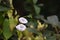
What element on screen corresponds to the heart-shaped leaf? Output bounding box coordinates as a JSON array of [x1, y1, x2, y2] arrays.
[[3, 19, 12, 39]]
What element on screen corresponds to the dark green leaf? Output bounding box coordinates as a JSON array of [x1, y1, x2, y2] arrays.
[[34, 5, 40, 15], [43, 30, 56, 40], [31, 20, 38, 28], [27, 19, 38, 28], [0, 29, 2, 35], [27, 28, 39, 35], [46, 36, 56, 40], [0, 15, 4, 25], [0, 6, 10, 11]]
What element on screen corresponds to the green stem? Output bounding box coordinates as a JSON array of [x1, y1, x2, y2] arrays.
[[17, 31, 22, 40]]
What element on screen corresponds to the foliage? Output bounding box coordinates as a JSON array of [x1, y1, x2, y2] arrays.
[[0, 0, 60, 40]]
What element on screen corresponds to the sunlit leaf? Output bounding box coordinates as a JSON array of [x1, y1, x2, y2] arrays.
[[35, 33, 44, 40], [9, 17, 17, 31], [7, 10, 18, 31]]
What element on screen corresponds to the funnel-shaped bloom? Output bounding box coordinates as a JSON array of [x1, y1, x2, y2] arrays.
[[16, 24, 26, 31], [19, 17, 28, 24]]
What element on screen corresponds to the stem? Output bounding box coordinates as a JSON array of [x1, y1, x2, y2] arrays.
[[53, 25, 59, 34], [54, 27, 59, 34], [17, 31, 22, 40]]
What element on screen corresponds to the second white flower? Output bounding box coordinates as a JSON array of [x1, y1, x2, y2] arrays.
[[19, 17, 28, 24]]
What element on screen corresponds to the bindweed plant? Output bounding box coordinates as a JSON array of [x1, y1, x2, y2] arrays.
[[0, 0, 60, 40]]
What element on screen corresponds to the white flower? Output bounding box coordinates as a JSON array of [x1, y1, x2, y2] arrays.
[[19, 17, 28, 24], [16, 24, 26, 31]]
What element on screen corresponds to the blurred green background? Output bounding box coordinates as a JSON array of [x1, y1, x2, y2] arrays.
[[0, 0, 60, 40]]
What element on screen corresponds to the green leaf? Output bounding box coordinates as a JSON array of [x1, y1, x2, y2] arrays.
[[0, 14, 4, 25], [46, 36, 56, 40], [3, 19, 12, 39], [47, 15, 59, 26], [33, 0, 37, 4], [34, 5, 40, 15], [27, 28, 39, 35], [9, 17, 17, 31], [43, 30, 56, 40], [0, 6, 10, 11], [31, 20, 38, 28], [27, 19, 38, 28]]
